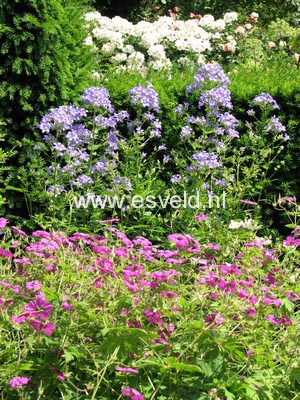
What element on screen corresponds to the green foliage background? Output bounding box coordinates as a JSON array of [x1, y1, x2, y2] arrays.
[[0, 0, 94, 140], [94, 0, 300, 24]]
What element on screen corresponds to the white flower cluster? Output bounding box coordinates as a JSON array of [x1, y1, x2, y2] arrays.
[[84, 12, 239, 75], [229, 218, 259, 230]]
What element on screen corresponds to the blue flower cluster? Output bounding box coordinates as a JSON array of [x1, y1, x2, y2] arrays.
[[38, 105, 87, 133], [198, 86, 233, 116], [187, 151, 222, 171], [39, 83, 162, 194], [179, 63, 239, 177], [253, 93, 279, 110], [186, 62, 230, 94], [129, 83, 160, 112], [128, 84, 161, 138], [82, 86, 114, 113]]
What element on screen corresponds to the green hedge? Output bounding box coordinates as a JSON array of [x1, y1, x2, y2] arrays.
[[0, 0, 94, 141]]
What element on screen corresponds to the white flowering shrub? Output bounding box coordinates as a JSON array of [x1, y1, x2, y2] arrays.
[[84, 11, 239, 75]]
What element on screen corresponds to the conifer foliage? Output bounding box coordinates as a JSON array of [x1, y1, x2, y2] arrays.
[[0, 0, 94, 140]]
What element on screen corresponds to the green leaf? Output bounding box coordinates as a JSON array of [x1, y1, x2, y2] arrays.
[[164, 357, 203, 373], [290, 367, 300, 382], [5, 185, 27, 193], [223, 388, 236, 400]]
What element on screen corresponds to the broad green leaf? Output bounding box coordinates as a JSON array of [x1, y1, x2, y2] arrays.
[[164, 357, 203, 373]]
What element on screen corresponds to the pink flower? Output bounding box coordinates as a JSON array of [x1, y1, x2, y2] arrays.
[[278, 196, 295, 203], [267, 315, 293, 325], [43, 322, 55, 336], [240, 199, 258, 205], [145, 309, 163, 325], [0, 217, 9, 229], [50, 365, 66, 381], [262, 297, 282, 307], [205, 313, 225, 327], [0, 248, 13, 258], [22, 293, 53, 320], [151, 338, 169, 345], [122, 387, 144, 400], [285, 291, 300, 302], [99, 218, 120, 224], [160, 291, 179, 298], [167, 234, 190, 249], [194, 214, 209, 221], [244, 307, 256, 318], [9, 376, 31, 388], [26, 280, 42, 291], [62, 301, 75, 312], [207, 243, 220, 251], [246, 350, 254, 357], [114, 247, 129, 258], [115, 366, 139, 374], [11, 226, 27, 237], [29, 320, 56, 336]]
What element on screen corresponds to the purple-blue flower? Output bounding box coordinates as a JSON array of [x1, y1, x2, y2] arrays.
[[82, 86, 114, 112], [180, 125, 193, 138], [264, 116, 286, 133], [72, 175, 94, 187], [90, 158, 111, 175], [253, 93, 279, 110], [65, 124, 93, 147], [198, 86, 233, 115], [129, 83, 160, 112], [38, 105, 87, 133], [171, 174, 183, 184], [186, 63, 230, 93], [47, 184, 66, 197], [217, 112, 239, 138], [188, 151, 222, 171]]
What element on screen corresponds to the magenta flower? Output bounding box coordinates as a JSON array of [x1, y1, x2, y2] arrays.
[[207, 243, 220, 251], [194, 214, 209, 221], [62, 301, 75, 312], [278, 196, 295, 203], [0, 248, 13, 258], [115, 366, 139, 374], [43, 322, 56, 336], [285, 291, 300, 302], [29, 320, 56, 336], [205, 313, 225, 327], [267, 315, 293, 325], [11, 226, 27, 237], [262, 297, 282, 307], [99, 218, 120, 224], [168, 234, 189, 249], [122, 387, 144, 400], [160, 290, 179, 298], [9, 376, 31, 388], [22, 293, 53, 319], [25, 280, 43, 291], [240, 199, 258, 205], [145, 309, 163, 325], [0, 217, 9, 229], [244, 307, 256, 318]]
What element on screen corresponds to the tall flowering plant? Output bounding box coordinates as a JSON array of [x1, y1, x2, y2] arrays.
[[27, 82, 166, 231], [21, 63, 290, 238]]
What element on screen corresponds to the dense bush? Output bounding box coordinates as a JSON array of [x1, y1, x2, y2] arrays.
[[0, 0, 96, 221], [94, 0, 300, 24], [0, 0, 94, 140]]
